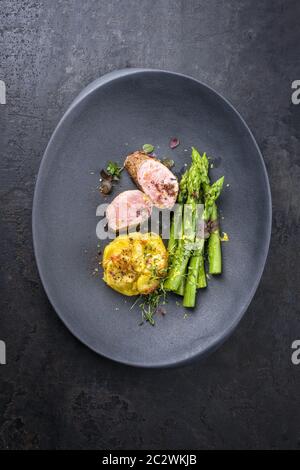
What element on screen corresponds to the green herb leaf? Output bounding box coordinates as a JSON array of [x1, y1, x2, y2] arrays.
[[139, 279, 168, 326], [106, 161, 123, 179], [142, 144, 154, 154]]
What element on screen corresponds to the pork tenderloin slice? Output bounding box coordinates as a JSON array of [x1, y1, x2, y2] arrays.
[[106, 190, 153, 231], [124, 151, 158, 183], [137, 159, 179, 209]]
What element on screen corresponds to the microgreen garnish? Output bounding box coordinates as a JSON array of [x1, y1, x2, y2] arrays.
[[140, 289, 165, 326], [139, 284, 167, 326], [106, 161, 123, 180], [99, 162, 123, 195], [142, 144, 154, 154], [130, 277, 168, 326]]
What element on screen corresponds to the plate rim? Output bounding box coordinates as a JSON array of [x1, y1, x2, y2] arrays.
[[32, 68, 272, 368]]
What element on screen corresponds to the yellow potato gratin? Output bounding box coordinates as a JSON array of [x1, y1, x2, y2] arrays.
[[103, 232, 168, 296]]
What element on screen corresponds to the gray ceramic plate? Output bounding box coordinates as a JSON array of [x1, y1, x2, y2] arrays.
[[32, 69, 271, 368]]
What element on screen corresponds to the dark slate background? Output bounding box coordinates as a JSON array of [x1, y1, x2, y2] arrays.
[[1, 0, 300, 450]]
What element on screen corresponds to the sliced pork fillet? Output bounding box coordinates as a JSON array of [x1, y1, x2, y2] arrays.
[[106, 190, 153, 231], [137, 159, 178, 209], [124, 151, 152, 181], [125, 151, 178, 209]]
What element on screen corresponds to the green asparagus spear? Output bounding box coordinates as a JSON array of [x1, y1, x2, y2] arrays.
[[175, 276, 186, 296], [197, 253, 207, 288], [208, 202, 222, 274], [166, 170, 188, 269], [164, 204, 194, 291], [197, 151, 208, 288], [167, 211, 177, 259], [183, 255, 201, 307], [177, 168, 189, 204], [203, 177, 224, 277]]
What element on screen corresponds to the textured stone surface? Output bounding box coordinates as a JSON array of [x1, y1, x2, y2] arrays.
[[0, 0, 300, 449]]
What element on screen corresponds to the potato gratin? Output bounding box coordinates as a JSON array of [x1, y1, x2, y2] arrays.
[[103, 232, 168, 296]]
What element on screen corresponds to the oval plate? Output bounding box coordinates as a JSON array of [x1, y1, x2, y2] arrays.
[[33, 69, 271, 367]]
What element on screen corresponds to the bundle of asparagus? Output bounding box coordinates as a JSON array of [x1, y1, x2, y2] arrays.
[[164, 147, 224, 308]]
